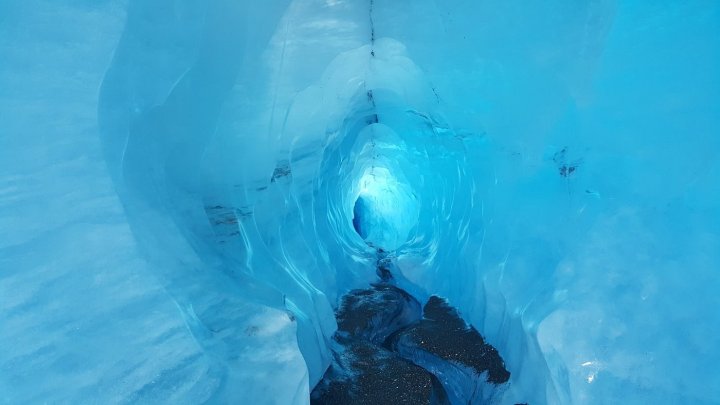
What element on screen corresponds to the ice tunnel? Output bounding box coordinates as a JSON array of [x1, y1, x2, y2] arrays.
[[1, 0, 719, 404]]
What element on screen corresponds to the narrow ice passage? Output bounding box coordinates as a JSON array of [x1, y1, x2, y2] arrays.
[[0, 0, 718, 404]]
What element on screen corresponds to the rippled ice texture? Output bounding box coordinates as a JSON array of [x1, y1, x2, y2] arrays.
[[1, 0, 718, 404]]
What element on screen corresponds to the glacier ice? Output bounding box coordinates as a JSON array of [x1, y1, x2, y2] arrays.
[[1, 0, 719, 404]]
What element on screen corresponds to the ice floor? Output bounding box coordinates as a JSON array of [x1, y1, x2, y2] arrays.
[[1, 1, 719, 404]]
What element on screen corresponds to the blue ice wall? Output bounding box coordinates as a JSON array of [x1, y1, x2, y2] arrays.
[[1, 0, 718, 404]]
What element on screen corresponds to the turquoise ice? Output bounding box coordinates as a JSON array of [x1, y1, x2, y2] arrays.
[[1, 1, 718, 403]]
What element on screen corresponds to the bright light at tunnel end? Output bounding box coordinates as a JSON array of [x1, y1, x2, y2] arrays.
[[351, 167, 420, 251]]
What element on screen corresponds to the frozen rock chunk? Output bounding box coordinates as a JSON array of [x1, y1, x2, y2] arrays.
[[389, 296, 510, 404], [310, 339, 448, 405]]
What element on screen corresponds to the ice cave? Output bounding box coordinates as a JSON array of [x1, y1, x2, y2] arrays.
[[1, 0, 719, 404]]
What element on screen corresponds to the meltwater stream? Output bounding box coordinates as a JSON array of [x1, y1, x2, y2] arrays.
[[311, 249, 512, 405], [1, 1, 718, 404]]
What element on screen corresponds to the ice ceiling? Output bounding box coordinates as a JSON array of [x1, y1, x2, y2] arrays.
[[1, 0, 719, 404]]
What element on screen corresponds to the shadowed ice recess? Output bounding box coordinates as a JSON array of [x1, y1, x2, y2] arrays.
[[0, 0, 718, 404]]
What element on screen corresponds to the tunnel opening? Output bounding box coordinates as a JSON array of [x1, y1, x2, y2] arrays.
[[349, 167, 419, 251], [351, 195, 369, 239]]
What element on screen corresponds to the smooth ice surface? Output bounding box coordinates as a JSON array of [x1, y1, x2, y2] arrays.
[[1, 0, 718, 404]]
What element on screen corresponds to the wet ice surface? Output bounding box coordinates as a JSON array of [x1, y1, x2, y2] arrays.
[[336, 283, 421, 344], [312, 270, 513, 405], [2, 1, 717, 402]]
